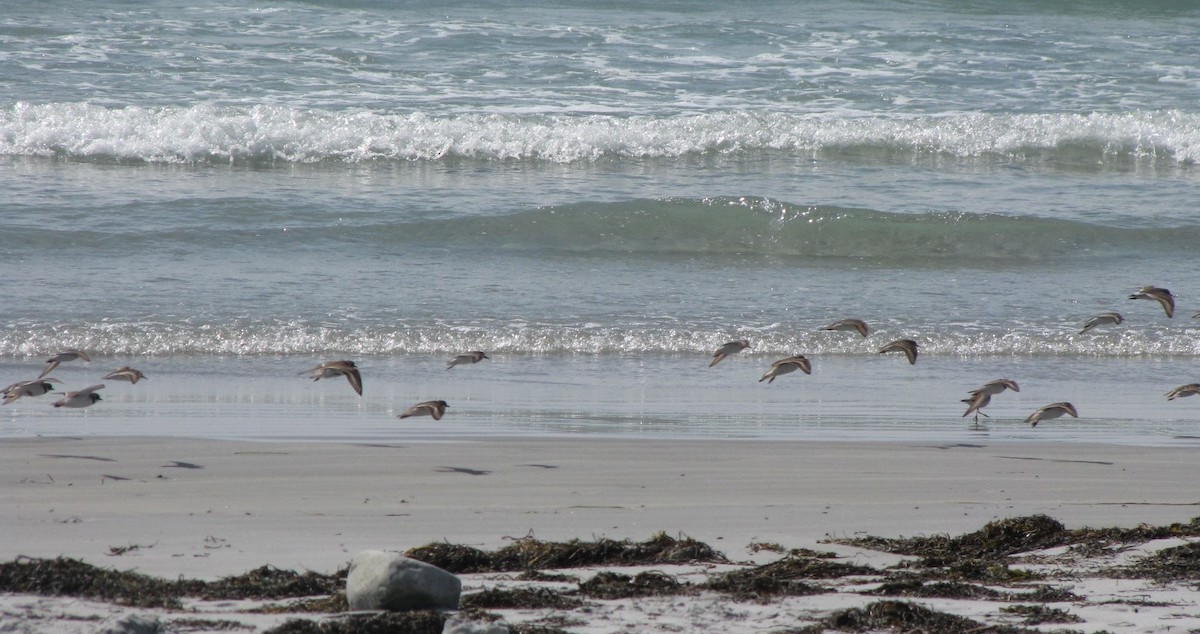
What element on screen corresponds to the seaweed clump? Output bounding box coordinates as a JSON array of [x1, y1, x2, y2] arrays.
[[576, 570, 685, 600], [1110, 541, 1200, 582], [1001, 603, 1082, 625], [183, 565, 344, 600], [460, 586, 584, 610], [0, 556, 184, 608], [869, 576, 1002, 600], [703, 554, 869, 599], [835, 515, 1070, 564], [405, 532, 727, 573], [818, 600, 1030, 634], [264, 610, 446, 634]]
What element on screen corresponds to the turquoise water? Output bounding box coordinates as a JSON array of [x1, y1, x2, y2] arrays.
[[3, 1, 1200, 444]]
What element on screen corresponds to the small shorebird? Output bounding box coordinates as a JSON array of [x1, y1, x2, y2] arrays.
[[447, 351, 489, 370], [878, 339, 919, 365], [961, 390, 992, 423], [52, 384, 104, 409], [709, 340, 750, 367], [1079, 312, 1123, 334], [299, 360, 363, 396], [1129, 286, 1174, 318], [39, 349, 90, 378], [398, 400, 449, 420], [821, 318, 869, 338], [1024, 402, 1077, 427], [1165, 384, 1200, 401], [759, 355, 812, 384], [2, 378, 63, 405], [970, 378, 1020, 396], [103, 366, 147, 384]]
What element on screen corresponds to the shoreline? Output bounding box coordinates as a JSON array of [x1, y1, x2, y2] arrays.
[[3, 435, 1198, 580]]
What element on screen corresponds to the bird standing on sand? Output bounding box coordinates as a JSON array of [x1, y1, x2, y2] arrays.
[[878, 339, 919, 365], [821, 318, 869, 338], [2, 378, 63, 405], [52, 384, 104, 409], [398, 400, 449, 420], [103, 367, 147, 384], [1079, 312, 1123, 334], [40, 349, 90, 378], [759, 355, 812, 384], [1129, 286, 1174, 318], [709, 340, 750, 367], [961, 379, 1019, 424], [1165, 384, 1200, 401], [1024, 402, 1078, 427], [447, 351, 489, 370], [299, 360, 363, 396]]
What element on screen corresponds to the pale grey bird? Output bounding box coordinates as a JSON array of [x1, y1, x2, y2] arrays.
[[821, 318, 869, 338], [758, 355, 812, 384], [398, 400, 449, 421], [39, 349, 90, 378], [1079, 312, 1123, 334], [969, 378, 1021, 397], [2, 378, 63, 405], [103, 366, 147, 384], [1129, 286, 1174, 318], [299, 360, 362, 396], [709, 340, 750, 367], [1165, 384, 1200, 401], [52, 384, 104, 409], [878, 339, 919, 365], [447, 351, 489, 370], [1024, 402, 1078, 427]]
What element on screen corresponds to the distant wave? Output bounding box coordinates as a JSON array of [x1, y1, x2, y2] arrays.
[[3, 319, 1199, 358], [2, 103, 1197, 165]]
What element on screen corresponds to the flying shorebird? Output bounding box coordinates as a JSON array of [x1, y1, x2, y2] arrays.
[[759, 355, 812, 384], [878, 339, 919, 365], [446, 351, 489, 370], [398, 400, 449, 421], [1129, 286, 1174, 318], [1165, 384, 1200, 401], [1024, 402, 1078, 427], [103, 366, 147, 384], [2, 378, 63, 405], [298, 360, 363, 396], [821, 318, 869, 338], [969, 378, 1020, 396], [1079, 312, 1123, 334], [39, 349, 90, 378], [709, 340, 750, 367], [52, 384, 104, 409]]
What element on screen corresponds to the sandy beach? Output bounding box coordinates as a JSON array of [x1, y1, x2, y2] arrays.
[[4, 435, 1200, 632]]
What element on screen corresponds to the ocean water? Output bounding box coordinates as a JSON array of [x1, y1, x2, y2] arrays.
[[3, 0, 1200, 445]]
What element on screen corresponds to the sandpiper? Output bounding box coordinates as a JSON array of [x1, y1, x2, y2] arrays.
[[1024, 402, 1078, 427], [759, 355, 812, 384], [709, 340, 750, 367], [878, 339, 919, 365], [1079, 312, 1123, 334], [821, 318, 869, 338], [52, 384, 104, 409], [299, 360, 363, 396], [103, 366, 147, 384], [2, 378, 63, 405], [1165, 384, 1200, 401], [447, 351, 489, 370], [39, 349, 91, 378], [969, 378, 1021, 396], [1129, 286, 1174, 318], [398, 400, 449, 420], [961, 390, 991, 423]]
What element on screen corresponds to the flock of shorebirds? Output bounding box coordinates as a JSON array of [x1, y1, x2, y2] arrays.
[[4, 286, 1199, 427]]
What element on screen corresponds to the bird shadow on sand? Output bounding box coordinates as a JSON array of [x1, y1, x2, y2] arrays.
[[436, 466, 492, 476], [37, 454, 116, 462]]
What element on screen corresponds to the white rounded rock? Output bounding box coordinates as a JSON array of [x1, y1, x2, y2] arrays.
[[346, 550, 462, 611]]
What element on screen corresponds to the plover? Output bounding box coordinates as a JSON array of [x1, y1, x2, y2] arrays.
[[1079, 312, 1123, 334], [759, 355, 812, 384], [1165, 384, 1200, 401], [103, 366, 147, 384], [39, 349, 90, 378], [52, 384, 104, 409], [709, 340, 750, 367], [821, 318, 869, 338], [1129, 286, 1174, 318], [878, 339, 919, 365], [447, 351, 489, 370], [398, 400, 449, 420], [1024, 402, 1078, 427], [2, 378, 62, 405], [299, 360, 363, 396]]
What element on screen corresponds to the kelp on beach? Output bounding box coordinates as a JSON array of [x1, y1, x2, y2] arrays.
[[2, 516, 1198, 632]]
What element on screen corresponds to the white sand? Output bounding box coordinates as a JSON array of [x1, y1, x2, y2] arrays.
[[2, 435, 1199, 632]]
